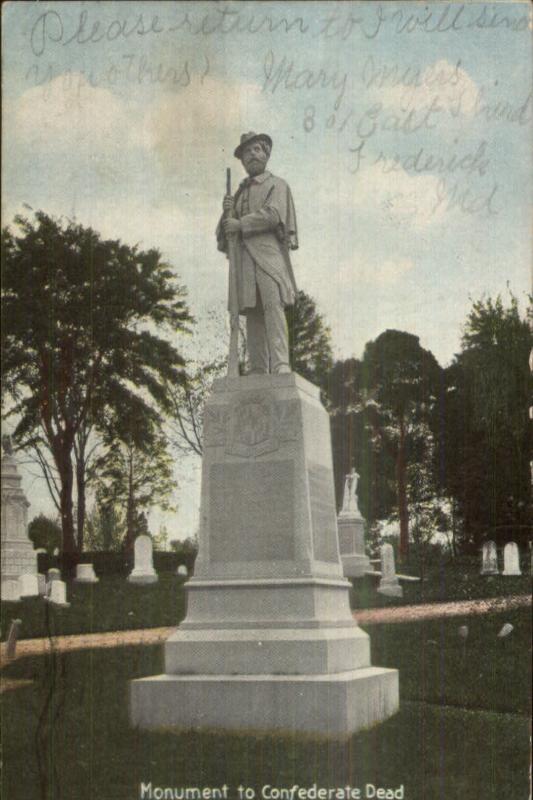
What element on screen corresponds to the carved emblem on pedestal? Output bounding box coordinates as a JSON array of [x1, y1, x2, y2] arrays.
[[226, 392, 279, 458]]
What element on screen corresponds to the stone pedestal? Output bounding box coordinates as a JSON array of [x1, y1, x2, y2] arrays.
[[131, 374, 398, 736], [337, 471, 372, 578], [1, 448, 37, 592]]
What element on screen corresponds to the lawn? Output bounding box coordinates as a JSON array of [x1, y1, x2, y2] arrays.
[[2, 560, 531, 641], [349, 555, 531, 609], [1, 573, 187, 641], [1, 609, 530, 800]]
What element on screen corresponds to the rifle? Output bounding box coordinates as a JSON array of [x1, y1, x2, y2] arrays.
[[225, 167, 240, 377]]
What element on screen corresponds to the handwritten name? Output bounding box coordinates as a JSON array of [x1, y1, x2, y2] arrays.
[[262, 51, 348, 112]]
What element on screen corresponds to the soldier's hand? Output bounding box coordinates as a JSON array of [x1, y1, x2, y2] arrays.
[[223, 218, 241, 235], [223, 195, 234, 213]]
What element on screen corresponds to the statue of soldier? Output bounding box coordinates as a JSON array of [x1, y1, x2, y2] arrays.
[[217, 132, 298, 375]]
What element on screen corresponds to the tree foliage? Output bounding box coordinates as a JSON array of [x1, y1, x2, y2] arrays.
[[329, 331, 444, 558], [1, 211, 191, 553], [94, 412, 175, 552], [28, 513, 62, 554], [442, 294, 532, 550], [286, 290, 334, 388]]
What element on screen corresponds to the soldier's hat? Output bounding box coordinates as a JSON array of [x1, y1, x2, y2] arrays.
[[234, 131, 273, 159]]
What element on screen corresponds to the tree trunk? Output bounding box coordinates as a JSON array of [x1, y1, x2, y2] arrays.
[[124, 451, 135, 553], [76, 458, 86, 553], [397, 416, 409, 560], [57, 455, 76, 554]]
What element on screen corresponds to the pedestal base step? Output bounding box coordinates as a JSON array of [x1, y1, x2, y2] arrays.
[[130, 667, 399, 737]]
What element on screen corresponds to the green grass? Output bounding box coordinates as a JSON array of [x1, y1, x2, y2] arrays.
[[2, 560, 531, 642], [349, 557, 531, 609], [1, 574, 187, 641], [1, 610, 530, 800]]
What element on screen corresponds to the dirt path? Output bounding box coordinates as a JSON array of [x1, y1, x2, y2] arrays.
[[1, 594, 530, 670]]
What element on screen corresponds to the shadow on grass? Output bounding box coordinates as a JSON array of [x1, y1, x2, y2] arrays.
[[1, 608, 530, 800]]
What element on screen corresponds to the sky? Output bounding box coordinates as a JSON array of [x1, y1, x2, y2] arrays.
[[2, 1, 532, 541]]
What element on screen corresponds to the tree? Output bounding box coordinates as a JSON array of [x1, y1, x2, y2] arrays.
[[94, 413, 175, 552], [28, 513, 62, 555], [286, 291, 334, 388], [1, 211, 191, 554], [329, 332, 443, 559], [442, 294, 532, 550], [84, 498, 125, 552]]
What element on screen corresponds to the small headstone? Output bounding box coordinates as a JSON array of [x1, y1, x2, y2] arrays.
[[127, 535, 158, 584], [177, 565, 188, 577], [377, 543, 403, 598], [6, 619, 22, 659], [74, 563, 99, 583], [502, 542, 521, 576], [480, 540, 499, 575], [1, 580, 21, 602], [457, 625, 469, 640], [497, 623, 514, 638], [53, 548, 60, 557], [47, 568, 61, 583], [37, 574, 47, 596], [18, 573, 39, 597], [48, 580, 70, 607]]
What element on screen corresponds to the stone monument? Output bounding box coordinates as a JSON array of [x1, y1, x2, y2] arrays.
[[74, 563, 99, 583], [2, 580, 21, 602], [377, 543, 403, 598], [176, 565, 188, 577], [18, 573, 39, 597], [481, 540, 499, 575], [127, 535, 158, 584], [48, 580, 69, 607], [130, 133, 398, 736], [502, 542, 521, 576], [131, 374, 399, 735], [337, 469, 372, 578], [1, 437, 37, 597]]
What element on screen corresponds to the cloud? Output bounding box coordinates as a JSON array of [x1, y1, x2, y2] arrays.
[[334, 254, 415, 289], [142, 76, 281, 177], [374, 59, 480, 119], [314, 162, 448, 230], [10, 74, 140, 153]]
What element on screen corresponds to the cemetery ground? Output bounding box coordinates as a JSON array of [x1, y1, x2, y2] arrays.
[[0, 605, 530, 800], [1, 555, 530, 641], [1, 560, 531, 800]]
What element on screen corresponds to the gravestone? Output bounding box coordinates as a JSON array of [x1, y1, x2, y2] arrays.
[[337, 469, 372, 578], [1, 580, 21, 602], [1, 438, 37, 584], [47, 568, 61, 583], [177, 565, 188, 577], [6, 619, 22, 660], [131, 373, 399, 736], [18, 573, 39, 597], [48, 580, 69, 607], [128, 535, 158, 584], [37, 574, 47, 596], [75, 563, 99, 583], [377, 543, 403, 598], [481, 540, 499, 575], [502, 542, 521, 576]]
